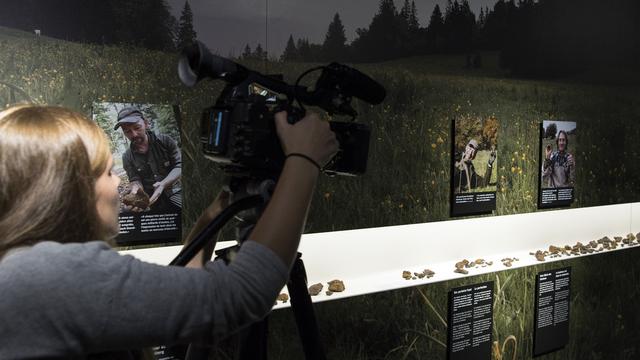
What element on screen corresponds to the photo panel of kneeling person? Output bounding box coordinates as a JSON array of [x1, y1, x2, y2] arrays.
[[92, 102, 183, 246]]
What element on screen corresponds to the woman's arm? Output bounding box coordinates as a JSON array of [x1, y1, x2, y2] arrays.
[[246, 111, 338, 267]]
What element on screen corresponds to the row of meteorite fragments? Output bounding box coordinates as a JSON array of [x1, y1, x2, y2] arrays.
[[402, 232, 640, 279], [276, 280, 346, 304], [274, 233, 640, 304]]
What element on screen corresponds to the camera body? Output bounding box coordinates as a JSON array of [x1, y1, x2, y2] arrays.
[[179, 42, 385, 178], [200, 94, 371, 177]]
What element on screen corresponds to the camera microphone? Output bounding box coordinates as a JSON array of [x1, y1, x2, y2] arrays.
[[321, 63, 386, 105]]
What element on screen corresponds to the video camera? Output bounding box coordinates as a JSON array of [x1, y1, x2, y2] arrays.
[[178, 41, 386, 177]]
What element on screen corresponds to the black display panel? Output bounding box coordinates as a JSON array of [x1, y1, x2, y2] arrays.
[[447, 281, 494, 360], [533, 267, 571, 357]]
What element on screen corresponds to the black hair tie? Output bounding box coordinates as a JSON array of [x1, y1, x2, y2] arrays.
[[286, 153, 322, 172]]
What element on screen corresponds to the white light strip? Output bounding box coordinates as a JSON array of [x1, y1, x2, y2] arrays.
[[632, 203, 640, 230], [119, 203, 639, 309]]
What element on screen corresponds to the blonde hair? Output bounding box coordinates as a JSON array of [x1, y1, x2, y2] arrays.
[[0, 105, 112, 258]]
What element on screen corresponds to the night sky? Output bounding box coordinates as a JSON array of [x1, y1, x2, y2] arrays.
[[167, 0, 498, 57]]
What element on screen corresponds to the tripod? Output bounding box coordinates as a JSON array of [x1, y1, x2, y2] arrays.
[[169, 177, 326, 360]]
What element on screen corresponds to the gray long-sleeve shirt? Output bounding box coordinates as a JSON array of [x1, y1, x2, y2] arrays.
[[0, 240, 288, 359]]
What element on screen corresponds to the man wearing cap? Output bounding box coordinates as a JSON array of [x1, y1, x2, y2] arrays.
[[115, 106, 182, 212], [454, 139, 496, 192]]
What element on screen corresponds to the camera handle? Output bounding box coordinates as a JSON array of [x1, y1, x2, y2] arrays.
[[274, 102, 306, 125]]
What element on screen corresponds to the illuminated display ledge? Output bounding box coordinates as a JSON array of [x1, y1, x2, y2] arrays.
[[120, 202, 640, 310]]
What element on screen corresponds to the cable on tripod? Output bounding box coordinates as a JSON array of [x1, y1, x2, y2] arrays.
[[170, 195, 264, 266]]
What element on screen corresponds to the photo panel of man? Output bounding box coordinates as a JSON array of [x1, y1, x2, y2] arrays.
[[538, 120, 577, 208], [92, 102, 182, 246]]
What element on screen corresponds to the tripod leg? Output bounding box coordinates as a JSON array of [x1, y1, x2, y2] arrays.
[[185, 345, 211, 360], [288, 254, 327, 360], [237, 317, 269, 360]]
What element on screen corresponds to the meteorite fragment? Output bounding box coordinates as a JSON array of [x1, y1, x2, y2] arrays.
[[328, 280, 345, 292], [454, 268, 469, 275], [501, 257, 517, 267], [423, 269, 435, 277], [535, 251, 546, 262], [402, 271, 412, 280], [277, 293, 289, 303], [549, 245, 562, 254], [414, 269, 435, 279], [308, 283, 323, 296], [122, 188, 150, 209], [623, 233, 635, 245]]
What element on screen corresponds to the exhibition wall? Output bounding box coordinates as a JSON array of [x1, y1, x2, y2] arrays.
[[1, 0, 639, 358]]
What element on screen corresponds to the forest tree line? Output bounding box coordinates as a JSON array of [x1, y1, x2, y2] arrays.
[[1, 0, 638, 76], [0, 0, 197, 51], [268, 0, 640, 76]]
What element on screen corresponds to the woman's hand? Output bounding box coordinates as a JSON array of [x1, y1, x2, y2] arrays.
[[274, 111, 339, 169]]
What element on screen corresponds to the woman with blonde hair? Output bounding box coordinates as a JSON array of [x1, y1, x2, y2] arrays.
[[0, 105, 338, 358]]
